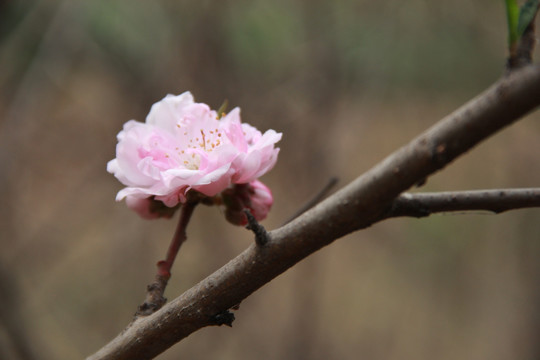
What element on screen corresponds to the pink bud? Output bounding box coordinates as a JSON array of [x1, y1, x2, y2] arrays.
[[222, 181, 273, 226], [248, 180, 273, 221]]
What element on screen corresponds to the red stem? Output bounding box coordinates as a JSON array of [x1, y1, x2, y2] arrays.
[[156, 200, 198, 278]]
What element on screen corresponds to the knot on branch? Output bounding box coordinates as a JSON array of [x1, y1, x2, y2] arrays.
[[430, 142, 449, 167], [210, 310, 235, 327], [135, 275, 169, 316]]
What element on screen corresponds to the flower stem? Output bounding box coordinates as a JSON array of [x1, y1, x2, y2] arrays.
[[136, 199, 198, 316], [156, 200, 197, 278]]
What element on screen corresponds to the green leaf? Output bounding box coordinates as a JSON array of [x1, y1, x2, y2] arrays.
[[517, 0, 539, 36], [505, 0, 520, 46]]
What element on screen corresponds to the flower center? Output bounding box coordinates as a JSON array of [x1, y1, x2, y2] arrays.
[[175, 124, 223, 170]]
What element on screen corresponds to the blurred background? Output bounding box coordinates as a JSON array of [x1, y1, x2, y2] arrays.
[[1, 0, 539, 359]]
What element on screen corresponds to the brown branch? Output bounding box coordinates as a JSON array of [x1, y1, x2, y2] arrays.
[[385, 188, 540, 218], [87, 64, 540, 360]]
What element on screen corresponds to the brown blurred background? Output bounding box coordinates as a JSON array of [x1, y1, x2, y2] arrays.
[[1, 1, 540, 359]]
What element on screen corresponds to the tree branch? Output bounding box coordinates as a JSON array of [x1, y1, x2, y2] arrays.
[[87, 64, 540, 360], [385, 188, 540, 218]]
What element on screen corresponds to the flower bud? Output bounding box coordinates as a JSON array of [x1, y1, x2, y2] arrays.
[[222, 181, 273, 226]]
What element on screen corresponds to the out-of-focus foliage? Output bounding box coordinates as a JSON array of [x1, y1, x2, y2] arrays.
[[0, 1, 539, 360]]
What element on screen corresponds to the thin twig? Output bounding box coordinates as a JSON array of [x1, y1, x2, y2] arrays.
[[385, 188, 540, 218], [136, 200, 198, 316], [244, 209, 270, 246], [87, 64, 540, 360], [283, 177, 339, 224]]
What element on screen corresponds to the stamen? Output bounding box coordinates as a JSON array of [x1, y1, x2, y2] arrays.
[[200, 129, 207, 150]]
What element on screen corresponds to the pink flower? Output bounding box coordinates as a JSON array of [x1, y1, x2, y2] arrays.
[[222, 181, 274, 226], [107, 92, 281, 211]]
